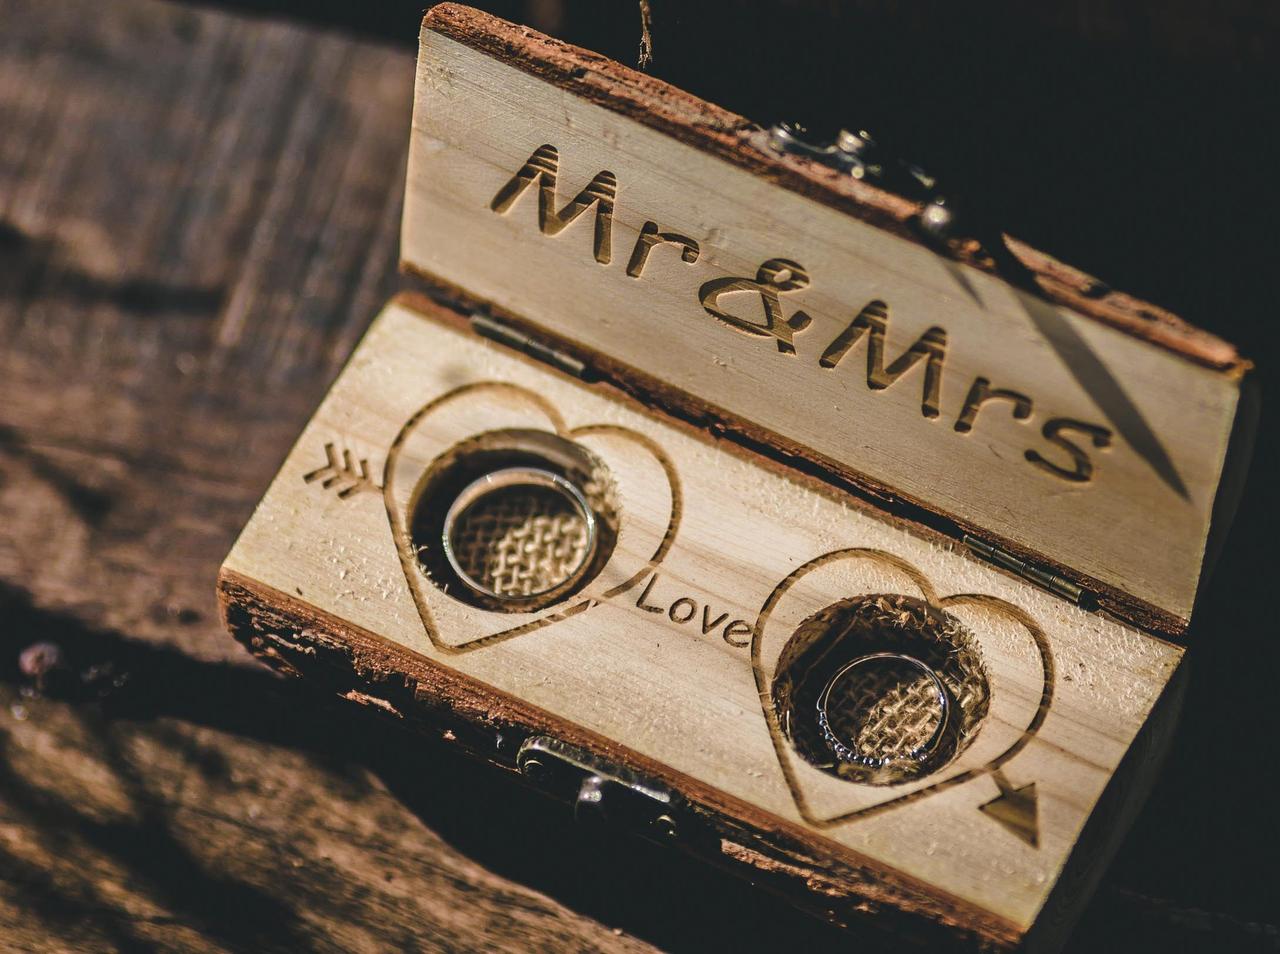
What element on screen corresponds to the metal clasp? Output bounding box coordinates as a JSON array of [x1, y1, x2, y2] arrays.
[[766, 124, 884, 180], [763, 123, 1038, 288], [765, 124, 953, 236], [517, 736, 681, 842]]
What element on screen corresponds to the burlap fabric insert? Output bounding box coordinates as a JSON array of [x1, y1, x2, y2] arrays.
[[773, 594, 990, 785], [451, 485, 590, 597]]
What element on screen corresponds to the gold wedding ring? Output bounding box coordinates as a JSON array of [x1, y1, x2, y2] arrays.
[[441, 466, 598, 602]]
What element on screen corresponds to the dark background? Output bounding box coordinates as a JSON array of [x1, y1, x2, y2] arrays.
[[191, 0, 1280, 947]]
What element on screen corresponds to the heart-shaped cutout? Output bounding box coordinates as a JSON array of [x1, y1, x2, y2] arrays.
[[382, 381, 680, 653], [752, 548, 1053, 827]]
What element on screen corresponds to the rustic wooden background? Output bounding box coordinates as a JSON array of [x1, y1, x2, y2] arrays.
[[0, 0, 1276, 951]]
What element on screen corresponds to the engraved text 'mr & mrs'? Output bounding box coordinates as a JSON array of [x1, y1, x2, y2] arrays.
[[489, 144, 1113, 485]]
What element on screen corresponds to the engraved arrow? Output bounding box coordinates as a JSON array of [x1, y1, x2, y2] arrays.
[[303, 442, 380, 499], [979, 771, 1040, 848]]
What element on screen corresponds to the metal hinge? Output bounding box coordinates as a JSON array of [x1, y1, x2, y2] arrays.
[[470, 311, 590, 380], [762, 124, 1038, 288], [963, 535, 1095, 608], [516, 735, 682, 843]]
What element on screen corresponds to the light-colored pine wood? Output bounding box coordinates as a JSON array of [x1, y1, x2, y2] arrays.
[[401, 24, 1243, 624], [222, 299, 1184, 938]]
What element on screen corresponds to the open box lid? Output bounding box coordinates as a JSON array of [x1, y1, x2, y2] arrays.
[[401, 4, 1252, 636]]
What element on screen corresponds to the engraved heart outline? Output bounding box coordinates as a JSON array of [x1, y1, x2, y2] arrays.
[[750, 548, 1055, 828], [383, 381, 682, 655]]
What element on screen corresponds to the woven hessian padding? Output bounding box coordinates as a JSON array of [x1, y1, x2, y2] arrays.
[[450, 484, 590, 597], [772, 594, 990, 785]]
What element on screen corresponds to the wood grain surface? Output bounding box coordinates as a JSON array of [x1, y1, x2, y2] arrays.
[[402, 14, 1245, 628], [0, 1, 1276, 952], [221, 297, 1186, 945]]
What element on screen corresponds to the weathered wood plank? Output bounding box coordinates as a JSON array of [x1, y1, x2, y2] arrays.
[[0, 1, 667, 950]]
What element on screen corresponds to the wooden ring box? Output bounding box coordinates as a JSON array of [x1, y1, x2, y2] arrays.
[[218, 5, 1256, 950]]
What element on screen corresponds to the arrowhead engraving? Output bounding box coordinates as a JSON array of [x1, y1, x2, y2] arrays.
[[303, 442, 380, 499], [979, 780, 1039, 848]]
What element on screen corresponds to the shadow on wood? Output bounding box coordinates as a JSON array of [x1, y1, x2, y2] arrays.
[[0, 580, 862, 953]]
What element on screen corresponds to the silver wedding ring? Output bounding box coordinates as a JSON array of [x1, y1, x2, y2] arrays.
[[816, 652, 951, 769], [441, 466, 598, 601]]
